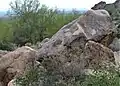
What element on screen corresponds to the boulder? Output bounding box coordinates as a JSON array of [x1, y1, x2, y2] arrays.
[[91, 1, 117, 13], [109, 37, 120, 51], [37, 10, 115, 77], [91, 0, 120, 12], [91, 0, 119, 13], [37, 9, 114, 58], [91, 1, 106, 10], [91, 0, 120, 29], [83, 41, 115, 69], [0, 46, 37, 86]]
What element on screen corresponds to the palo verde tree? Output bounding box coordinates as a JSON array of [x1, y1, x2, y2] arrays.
[[9, 0, 57, 46]]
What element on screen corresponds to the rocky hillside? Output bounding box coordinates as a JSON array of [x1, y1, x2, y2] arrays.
[[0, 9, 120, 86]]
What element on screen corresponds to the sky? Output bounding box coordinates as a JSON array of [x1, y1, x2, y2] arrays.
[[0, 0, 116, 11]]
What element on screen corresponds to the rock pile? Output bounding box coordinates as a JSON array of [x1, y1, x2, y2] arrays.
[[0, 9, 120, 86], [37, 9, 117, 77]]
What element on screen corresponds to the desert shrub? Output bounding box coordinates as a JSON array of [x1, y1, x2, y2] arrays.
[[0, 8, 81, 47], [0, 19, 13, 41], [15, 67, 40, 86], [9, 0, 57, 46], [15, 66, 62, 86], [15, 65, 120, 86], [8, 0, 81, 46], [81, 69, 120, 86], [0, 39, 16, 51]]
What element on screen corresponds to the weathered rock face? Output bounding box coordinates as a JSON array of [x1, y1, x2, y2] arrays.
[[37, 10, 115, 77], [91, 0, 120, 11], [109, 37, 120, 51], [91, 0, 120, 17], [0, 46, 36, 86], [91, 0, 120, 67], [91, 0, 120, 21], [92, 0, 120, 40], [37, 9, 114, 58], [83, 41, 115, 69]]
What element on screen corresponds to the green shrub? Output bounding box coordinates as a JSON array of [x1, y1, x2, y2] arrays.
[[15, 66, 120, 86], [9, 0, 57, 45], [0, 0, 81, 46], [0, 39, 15, 51], [0, 18, 13, 41], [81, 70, 120, 86], [15, 66, 62, 86], [8, 0, 81, 46], [15, 67, 40, 86], [16, 65, 120, 86]]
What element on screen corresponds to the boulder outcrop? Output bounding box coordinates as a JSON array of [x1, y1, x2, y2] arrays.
[[37, 10, 115, 77]]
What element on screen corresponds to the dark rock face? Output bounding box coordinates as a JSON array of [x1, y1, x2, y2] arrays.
[[37, 10, 115, 77], [91, 0, 120, 15], [114, 0, 120, 8], [91, 1, 106, 10], [92, 0, 120, 10]]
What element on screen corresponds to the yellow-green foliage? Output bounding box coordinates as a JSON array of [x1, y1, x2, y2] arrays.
[[0, 0, 82, 47], [15, 66, 120, 86], [0, 19, 13, 41], [0, 11, 81, 46]]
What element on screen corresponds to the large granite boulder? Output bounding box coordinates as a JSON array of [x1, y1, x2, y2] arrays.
[[37, 10, 115, 77], [37, 9, 114, 58], [0, 46, 37, 86]]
